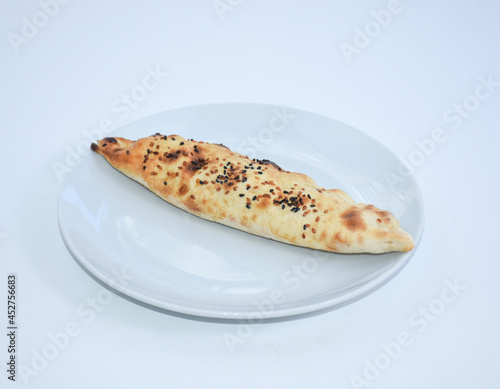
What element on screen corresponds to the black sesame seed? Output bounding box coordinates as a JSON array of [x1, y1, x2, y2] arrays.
[[164, 182, 167, 185], [242, 177, 248, 183], [310, 204, 316, 207], [180, 142, 185, 145], [172, 137, 176, 140], [303, 224, 307, 230], [163, 136, 167, 140], [269, 189, 274, 192], [282, 204, 285, 209], [246, 204, 251, 209], [284, 191, 289, 194], [239, 194, 244, 197], [143, 166, 146, 170], [102, 143, 108, 147], [246, 185, 251, 190], [307, 194, 311, 199], [252, 196, 257, 201], [258, 171, 263, 175]]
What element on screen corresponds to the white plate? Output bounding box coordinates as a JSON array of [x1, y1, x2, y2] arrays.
[[58, 103, 423, 320]]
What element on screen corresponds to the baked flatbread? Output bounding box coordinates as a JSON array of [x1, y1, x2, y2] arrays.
[[91, 134, 414, 254]]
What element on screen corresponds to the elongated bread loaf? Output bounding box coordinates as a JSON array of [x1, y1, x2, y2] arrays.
[[91, 133, 414, 254]]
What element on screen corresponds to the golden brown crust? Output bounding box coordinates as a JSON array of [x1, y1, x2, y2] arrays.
[[91, 133, 415, 254]]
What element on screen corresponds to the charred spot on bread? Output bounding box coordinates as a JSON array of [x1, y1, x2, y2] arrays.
[[90, 143, 99, 152], [340, 207, 366, 231], [254, 159, 283, 171], [103, 137, 118, 144], [178, 184, 189, 196]]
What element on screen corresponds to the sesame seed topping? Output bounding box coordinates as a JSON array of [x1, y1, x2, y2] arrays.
[[316, 216, 320, 222], [239, 194, 244, 197], [190, 195, 195, 199], [312, 228, 316, 233]]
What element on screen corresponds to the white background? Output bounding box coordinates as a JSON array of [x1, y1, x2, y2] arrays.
[[2, 0, 500, 388]]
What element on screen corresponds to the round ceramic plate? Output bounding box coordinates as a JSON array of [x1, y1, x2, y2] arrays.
[[58, 103, 424, 320]]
